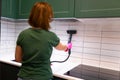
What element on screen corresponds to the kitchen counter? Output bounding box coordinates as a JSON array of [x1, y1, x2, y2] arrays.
[[0, 52, 83, 80]]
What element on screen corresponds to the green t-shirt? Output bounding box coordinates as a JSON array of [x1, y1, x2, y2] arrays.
[[17, 28, 60, 80]]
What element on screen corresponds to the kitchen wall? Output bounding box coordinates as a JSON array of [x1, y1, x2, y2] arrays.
[[1, 18, 120, 72]]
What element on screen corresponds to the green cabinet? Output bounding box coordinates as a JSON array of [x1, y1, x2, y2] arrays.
[[3, 0, 120, 19], [1, 0, 74, 19], [43, 0, 74, 18], [17, 0, 42, 19], [2, 0, 17, 18], [75, 0, 120, 18], [17, 0, 74, 19]]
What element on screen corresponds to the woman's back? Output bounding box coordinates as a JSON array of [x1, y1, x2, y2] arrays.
[[17, 28, 60, 80]]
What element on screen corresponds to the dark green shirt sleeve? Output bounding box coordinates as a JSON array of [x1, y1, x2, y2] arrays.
[[49, 32, 60, 47], [16, 31, 24, 46]]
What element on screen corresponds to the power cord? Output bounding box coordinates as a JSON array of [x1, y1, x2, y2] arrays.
[[50, 49, 71, 63]]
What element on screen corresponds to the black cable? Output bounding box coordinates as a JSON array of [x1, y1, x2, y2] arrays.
[[50, 49, 71, 63], [50, 34, 72, 63]]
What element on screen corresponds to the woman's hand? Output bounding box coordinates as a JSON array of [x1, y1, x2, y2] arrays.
[[65, 43, 72, 52]]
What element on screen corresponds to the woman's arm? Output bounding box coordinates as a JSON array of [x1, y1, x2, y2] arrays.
[[55, 42, 67, 51], [55, 42, 72, 51], [15, 45, 22, 62]]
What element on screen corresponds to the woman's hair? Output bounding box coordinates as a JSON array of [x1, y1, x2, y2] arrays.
[[28, 2, 53, 30]]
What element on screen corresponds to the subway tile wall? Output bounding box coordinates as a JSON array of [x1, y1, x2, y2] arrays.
[[1, 18, 120, 72], [0, 20, 16, 59]]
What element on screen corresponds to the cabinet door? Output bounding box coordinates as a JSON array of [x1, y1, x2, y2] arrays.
[[2, 0, 9, 17], [42, 0, 74, 18], [2, 0, 17, 18], [0, 63, 1, 80], [0, 0, 1, 17], [0, 62, 20, 80], [75, 0, 120, 18], [17, 0, 42, 19]]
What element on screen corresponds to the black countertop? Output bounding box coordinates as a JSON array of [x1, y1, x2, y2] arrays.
[[65, 64, 120, 80]]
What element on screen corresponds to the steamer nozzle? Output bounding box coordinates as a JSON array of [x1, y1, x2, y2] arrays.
[[67, 30, 77, 43], [67, 30, 77, 34]]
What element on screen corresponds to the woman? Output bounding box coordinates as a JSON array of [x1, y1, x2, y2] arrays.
[[15, 2, 72, 80]]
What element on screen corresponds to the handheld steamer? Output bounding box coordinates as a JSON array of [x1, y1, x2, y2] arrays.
[[51, 30, 77, 63]]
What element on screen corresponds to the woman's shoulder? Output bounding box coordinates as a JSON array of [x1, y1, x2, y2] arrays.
[[21, 28, 32, 32], [18, 28, 31, 35], [47, 30, 57, 36]]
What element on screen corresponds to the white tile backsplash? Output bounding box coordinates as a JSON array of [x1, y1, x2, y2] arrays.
[[84, 36, 101, 43], [70, 52, 82, 58], [83, 48, 100, 55], [102, 32, 120, 38], [84, 31, 101, 37], [100, 55, 120, 63], [71, 47, 83, 53], [82, 59, 100, 67], [85, 24, 102, 31], [84, 42, 101, 49], [83, 53, 100, 61], [1, 18, 120, 72], [102, 25, 120, 32], [100, 61, 120, 71], [102, 38, 120, 44], [102, 43, 120, 51], [101, 50, 120, 57]]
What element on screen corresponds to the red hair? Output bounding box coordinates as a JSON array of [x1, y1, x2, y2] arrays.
[[28, 2, 53, 30]]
